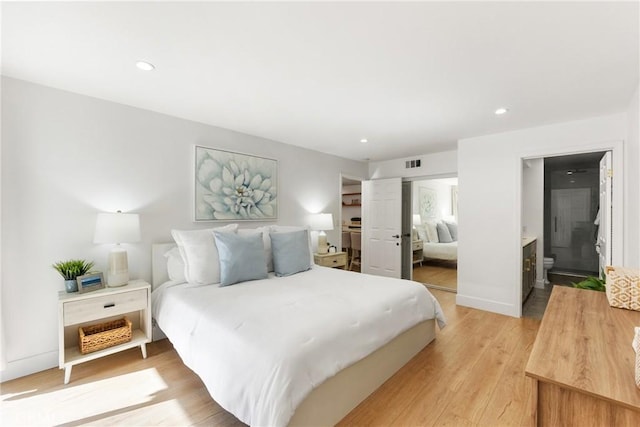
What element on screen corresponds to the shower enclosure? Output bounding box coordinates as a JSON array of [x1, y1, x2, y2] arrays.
[[544, 153, 604, 276]]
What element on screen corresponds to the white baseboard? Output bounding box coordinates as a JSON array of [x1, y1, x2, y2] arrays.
[[0, 350, 58, 383], [456, 293, 518, 318], [534, 279, 546, 289]]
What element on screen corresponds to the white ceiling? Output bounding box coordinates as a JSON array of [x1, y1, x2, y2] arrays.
[[2, 2, 638, 161]]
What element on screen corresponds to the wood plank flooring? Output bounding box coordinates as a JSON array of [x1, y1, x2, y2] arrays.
[[413, 264, 457, 292], [1, 289, 540, 426]]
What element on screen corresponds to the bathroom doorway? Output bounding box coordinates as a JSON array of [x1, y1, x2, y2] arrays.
[[521, 151, 610, 319]]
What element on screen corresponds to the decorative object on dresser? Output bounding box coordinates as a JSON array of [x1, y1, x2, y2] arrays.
[[314, 251, 348, 269], [76, 272, 105, 293], [52, 259, 95, 293], [58, 280, 151, 384], [194, 145, 278, 221], [605, 266, 640, 310], [94, 210, 141, 287], [310, 212, 334, 254]]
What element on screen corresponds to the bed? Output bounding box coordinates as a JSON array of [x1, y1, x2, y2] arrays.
[[423, 241, 458, 262], [151, 235, 445, 426]]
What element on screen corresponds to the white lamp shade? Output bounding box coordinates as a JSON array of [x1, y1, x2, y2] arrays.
[[413, 214, 422, 226], [94, 212, 141, 244], [310, 213, 334, 231]]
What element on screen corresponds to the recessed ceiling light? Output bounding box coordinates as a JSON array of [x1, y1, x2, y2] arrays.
[[495, 108, 508, 115], [136, 61, 155, 71], [567, 170, 574, 175], [360, 138, 368, 144]]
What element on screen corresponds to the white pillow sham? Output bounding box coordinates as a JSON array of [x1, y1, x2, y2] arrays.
[[424, 221, 439, 243], [171, 223, 238, 286], [164, 247, 186, 283]]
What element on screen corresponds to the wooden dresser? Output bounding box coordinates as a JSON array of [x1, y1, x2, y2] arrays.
[[525, 286, 640, 425]]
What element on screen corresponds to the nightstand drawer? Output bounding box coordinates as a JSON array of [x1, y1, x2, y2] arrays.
[[412, 240, 423, 251], [63, 289, 147, 326], [314, 252, 348, 268]]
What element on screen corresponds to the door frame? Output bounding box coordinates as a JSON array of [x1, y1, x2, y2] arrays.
[[518, 142, 623, 316]]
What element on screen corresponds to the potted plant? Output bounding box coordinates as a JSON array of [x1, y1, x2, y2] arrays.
[[573, 270, 606, 292], [53, 259, 95, 293]]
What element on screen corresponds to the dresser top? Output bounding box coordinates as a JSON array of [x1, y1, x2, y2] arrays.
[[58, 279, 150, 302], [525, 286, 640, 410]]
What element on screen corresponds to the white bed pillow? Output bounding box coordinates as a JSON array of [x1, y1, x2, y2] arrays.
[[415, 225, 428, 242], [171, 223, 238, 286], [270, 225, 314, 266], [164, 247, 186, 283], [238, 226, 273, 272], [424, 221, 439, 243]]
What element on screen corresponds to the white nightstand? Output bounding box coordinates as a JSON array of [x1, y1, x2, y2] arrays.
[[314, 252, 348, 269], [58, 280, 152, 384]]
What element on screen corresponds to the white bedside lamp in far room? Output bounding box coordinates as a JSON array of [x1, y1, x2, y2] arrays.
[[310, 213, 334, 254], [413, 214, 422, 240], [94, 211, 141, 287]]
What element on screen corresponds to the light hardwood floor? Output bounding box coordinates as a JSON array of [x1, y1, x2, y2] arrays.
[[1, 289, 540, 426], [413, 263, 457, 292]]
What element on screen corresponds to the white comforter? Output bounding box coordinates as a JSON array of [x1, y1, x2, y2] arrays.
[[152, 266, 445, 426]]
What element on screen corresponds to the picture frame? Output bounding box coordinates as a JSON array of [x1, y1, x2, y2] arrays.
[[77, 272, 105, 294], [194, 145, 278, 222], [419, 187, 438, 218]]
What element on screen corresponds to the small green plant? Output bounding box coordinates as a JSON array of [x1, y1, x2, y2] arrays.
[[573, 270, 606, 292], [52, 259, 95, 280]]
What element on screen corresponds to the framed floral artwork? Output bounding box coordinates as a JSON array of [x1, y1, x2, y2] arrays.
[[419, 187, 437, 219], [194, 146, 278, 221]]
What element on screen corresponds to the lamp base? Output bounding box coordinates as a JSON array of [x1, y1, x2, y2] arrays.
[[317, 233, 329, 254], [107, 247, 129, 287]]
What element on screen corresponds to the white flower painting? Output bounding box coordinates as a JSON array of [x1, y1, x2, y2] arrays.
[[419, 187, 437, 219], [194, 146, 278, 221]]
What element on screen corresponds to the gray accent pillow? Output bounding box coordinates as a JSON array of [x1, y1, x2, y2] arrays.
[[445, 221, 458, 241], [213, 231, 268, 287], [436, 222, 453, 243], [269, 230, 312, 277]]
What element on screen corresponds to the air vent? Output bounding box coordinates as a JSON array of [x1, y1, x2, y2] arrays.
[[405, 159, 422, 169]]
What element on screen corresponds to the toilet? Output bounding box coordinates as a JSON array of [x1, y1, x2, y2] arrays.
[[543, 257, 555, 285]]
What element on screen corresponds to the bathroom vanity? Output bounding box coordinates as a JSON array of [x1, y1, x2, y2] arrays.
[[522, 237, 537, 302]]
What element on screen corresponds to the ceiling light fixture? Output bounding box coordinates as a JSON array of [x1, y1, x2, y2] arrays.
[[136, 61, 155, 71], [360, 138, 368, 144], [567, 170, 574, 175], [495, 108, 508, 115]]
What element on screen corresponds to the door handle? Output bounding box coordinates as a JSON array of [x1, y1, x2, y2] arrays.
[[392, 234, 400, 238]]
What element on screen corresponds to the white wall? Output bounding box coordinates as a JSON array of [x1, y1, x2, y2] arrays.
[[0, 77, 367, 381], [521, 158, 544, 288], [457, 113, 629, 317], [368, 150, 457, 179], [626, 84, 640, 268]]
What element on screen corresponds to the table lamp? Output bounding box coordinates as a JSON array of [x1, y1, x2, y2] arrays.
[[310, 213, 334, 254], [413, 214, 422, 240], [94, 210, 141, 287]]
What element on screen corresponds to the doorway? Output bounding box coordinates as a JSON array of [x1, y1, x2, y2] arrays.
[[521, 151, 609, 319], [405, 177, 459, 292], [341, 175, 362, 272]]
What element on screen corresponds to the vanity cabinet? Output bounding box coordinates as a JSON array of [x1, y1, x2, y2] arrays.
[[522, 239, 536, 302]]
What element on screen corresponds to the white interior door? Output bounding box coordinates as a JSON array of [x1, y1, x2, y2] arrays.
[[597, 151, 612, 273], [362, 178, 402, 278]]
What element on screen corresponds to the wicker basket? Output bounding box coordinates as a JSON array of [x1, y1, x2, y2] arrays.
[[605, 266, 640, 311], [78, 317, 132, 354]]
